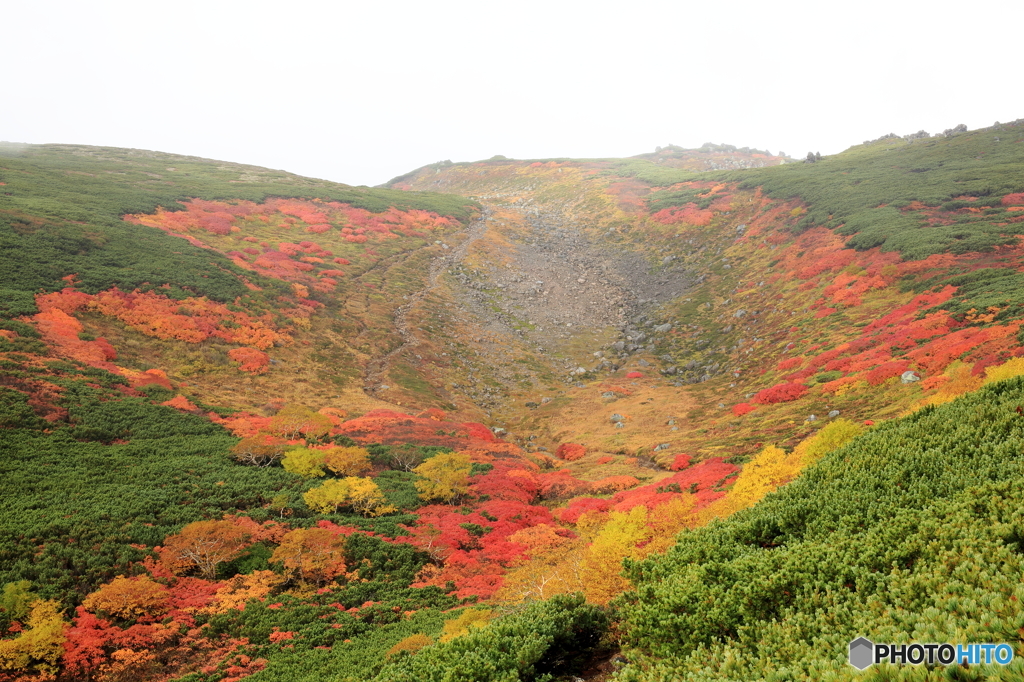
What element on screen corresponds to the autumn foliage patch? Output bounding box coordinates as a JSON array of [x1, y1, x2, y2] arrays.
[[751, 382, 808, 404], [555, 443, 586, 461]]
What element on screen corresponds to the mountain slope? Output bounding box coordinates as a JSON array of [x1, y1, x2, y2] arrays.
[[3, 123, 1024, 681]]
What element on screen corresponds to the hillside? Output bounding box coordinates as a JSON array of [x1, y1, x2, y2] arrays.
[[2, 123, 1024, 681]]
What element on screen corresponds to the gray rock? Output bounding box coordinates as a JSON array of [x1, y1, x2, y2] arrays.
[[615, 422, 625, 429], [828, 410, 841, 418], [654, 323, 673, 333], [541, 397, 552, 404], [807, 414, 817, 422], [654, 443, 670, 451], [610, 413, 625, 422], [733, 309, 747, 318], [602, 392, 617, 399], [901, 371, 921, 384], [637, 359, 650, 367]]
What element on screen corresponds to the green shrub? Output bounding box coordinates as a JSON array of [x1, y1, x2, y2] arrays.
[[374, 594, 610, 682], [615, 377, 1024, 680]]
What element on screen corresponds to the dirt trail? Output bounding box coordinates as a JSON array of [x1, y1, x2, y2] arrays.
[[362, 209, 492, 393]]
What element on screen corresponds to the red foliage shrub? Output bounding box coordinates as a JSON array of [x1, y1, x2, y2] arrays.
[[557, 497, 612, 524], [470, 468, 540, 504], [537, 470, 590, 500], [783, 368, 817, 382], [751, 382, 808, 404], [596, 456, 613, 465], [555, 443, 586, 461], [1001, 192, 1024, 206], [625, 371, 644, 379], [669, 453, 692, 471], [865, 360, 909, 386], [732, 403, 757, 416], [776, 356, 803, 371]]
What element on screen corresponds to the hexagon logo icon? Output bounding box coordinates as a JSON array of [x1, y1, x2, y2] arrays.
[[849, 637, 874, 670]]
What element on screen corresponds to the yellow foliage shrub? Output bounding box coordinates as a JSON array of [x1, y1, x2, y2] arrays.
[[322, 446, 372, 477], [303, 477, 396, 516], [439, 608, 493, 642], [792, 418, 863, 466], [413, 452, 472, 503], [983, 356, 1024, 385], [386, 633, 434, 658], [282, 447, 326, 478], [0, 599, 66, 675]]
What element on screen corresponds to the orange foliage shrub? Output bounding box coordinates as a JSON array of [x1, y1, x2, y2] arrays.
[[537, 470, 590, 500], [161, 520, 253, 579], [162, 395, 200, 412], [132, 368, 174, 391], [86, 289, 285, 349], [555, 443, 586, 461], [335, 409, 498, 449], [732, 402, 756, 416], [228, 347, 270, 374], [650, 204, 714, 226], [270, 527, 348, 585], [82, 576, 170, 621], [590, 475, 640, 494]]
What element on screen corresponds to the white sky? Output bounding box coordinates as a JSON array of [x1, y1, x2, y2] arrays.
[[4, 1, 1023, 187]]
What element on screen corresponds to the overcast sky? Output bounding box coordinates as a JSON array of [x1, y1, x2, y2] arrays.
[[5, 1, 1022, 187]]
